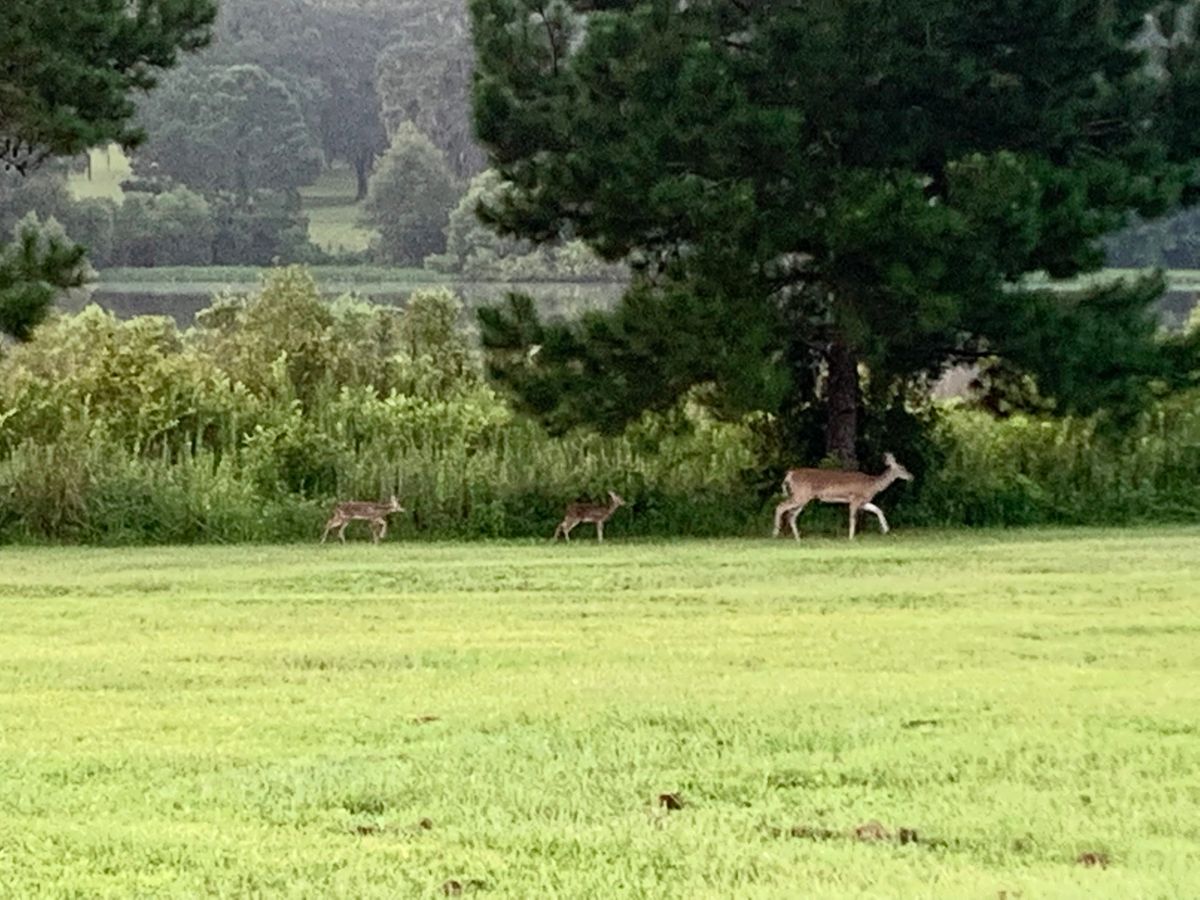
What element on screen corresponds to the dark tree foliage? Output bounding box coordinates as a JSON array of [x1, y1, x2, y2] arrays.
[[0, 0, 214, 339], [0, 0, 217, 173], [0, 217, 88, 341], [471, 0, 1200, 463]]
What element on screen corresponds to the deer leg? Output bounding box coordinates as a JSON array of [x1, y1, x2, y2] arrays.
[[562, 520, 575, 542], [862, 502, 889, 534], [338, 522, 349, 543], [321, 520, 337, 543], [596, 520, 604, 543], [373, 518, 387, 543], [788, 504, 806, 540], [773, 499, 798, 537], [848, 503, 860, 540]]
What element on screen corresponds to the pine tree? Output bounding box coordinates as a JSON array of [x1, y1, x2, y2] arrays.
[[0, 0, 215, 339], [471, 0, 1200, 463], [0, 215, 88, 341], [1, 0, 216, 172]]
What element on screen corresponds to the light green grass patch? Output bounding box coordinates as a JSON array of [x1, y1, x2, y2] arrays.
[[1, 530, 1197, 897], [300, 165, 376, 254], [66, 145, 130, 201]]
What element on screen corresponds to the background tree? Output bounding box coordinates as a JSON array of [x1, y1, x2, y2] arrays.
[[376, 0, 485, 178], [0, 0, 215, 339], [361, 123, 461, 265], [112, 187, 215, 266], [134, 64, 322, 197], [207, 0, 393, 199], [0, 167, 74, 234], [208, 190, 316, 265], [430, 169, 626, 281], [471, 0, 1200, 465]]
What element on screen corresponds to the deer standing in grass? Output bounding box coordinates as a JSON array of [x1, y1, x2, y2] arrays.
[[553, 491, 626, 542], [321, 496, 405, 544], [773, 453, 913, 540]]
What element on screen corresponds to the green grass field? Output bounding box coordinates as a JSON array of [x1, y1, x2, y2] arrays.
[[67, 147, 130, 201], [298, 164, 375, 254], [1, 531, 1197, 897]]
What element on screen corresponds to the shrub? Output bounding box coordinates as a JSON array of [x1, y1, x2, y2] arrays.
[[430, 170, 625, 282]]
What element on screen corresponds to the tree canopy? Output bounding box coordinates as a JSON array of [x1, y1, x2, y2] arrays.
[[0, 0, 215, 339], [205, 0, 393, 199], [376, 0, 485, 178], [362, 123, 461, 265], [471, 0, 1200, 463], [134, 64, 323, 197], [0, 0, 216, 174]]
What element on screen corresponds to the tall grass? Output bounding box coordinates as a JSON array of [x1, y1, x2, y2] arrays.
[[910, 401, 1200, 526], [0, 269, 762, 542]]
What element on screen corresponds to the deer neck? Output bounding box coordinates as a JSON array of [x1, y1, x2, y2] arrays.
[[870, 469, 898, 497]]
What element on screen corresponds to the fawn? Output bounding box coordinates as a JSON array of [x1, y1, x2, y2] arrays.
[[321, 495, 405, 544], [773, 453, 914, 540], [553, 491, 626, 542]]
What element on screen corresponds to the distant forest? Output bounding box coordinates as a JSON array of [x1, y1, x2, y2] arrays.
[[0, 0, 621, 279]]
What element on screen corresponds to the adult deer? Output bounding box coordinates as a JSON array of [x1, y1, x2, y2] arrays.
[[321, 495, 405, 544], [772, 453, 913, 540], [553, 491, 626, 542]]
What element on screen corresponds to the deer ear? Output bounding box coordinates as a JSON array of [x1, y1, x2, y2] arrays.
[[884, 452, 896, 465]]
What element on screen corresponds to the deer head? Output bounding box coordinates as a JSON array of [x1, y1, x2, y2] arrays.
[[883, 453, 914, 481]]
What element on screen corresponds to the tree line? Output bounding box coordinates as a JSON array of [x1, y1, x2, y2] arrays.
[[2, 0, 621, 291]]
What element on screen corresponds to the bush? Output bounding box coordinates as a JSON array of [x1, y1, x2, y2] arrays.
[[1, 164, 322, 270], [905, 401, 1200, 526], [110, 188, 214, 266], [429, 170, 626, 281], [209, 190, 318, 266]]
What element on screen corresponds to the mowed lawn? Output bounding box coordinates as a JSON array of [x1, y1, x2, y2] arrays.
[[0, 532, 1198, 898]]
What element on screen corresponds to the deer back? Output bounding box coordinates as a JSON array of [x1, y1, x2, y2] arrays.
[[563, 501, 616, 523], [785, 468, 883, 502], [330, 501, 394, 519]]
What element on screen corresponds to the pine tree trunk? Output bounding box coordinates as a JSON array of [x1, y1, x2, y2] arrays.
[[825, 338, 859, 469]]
